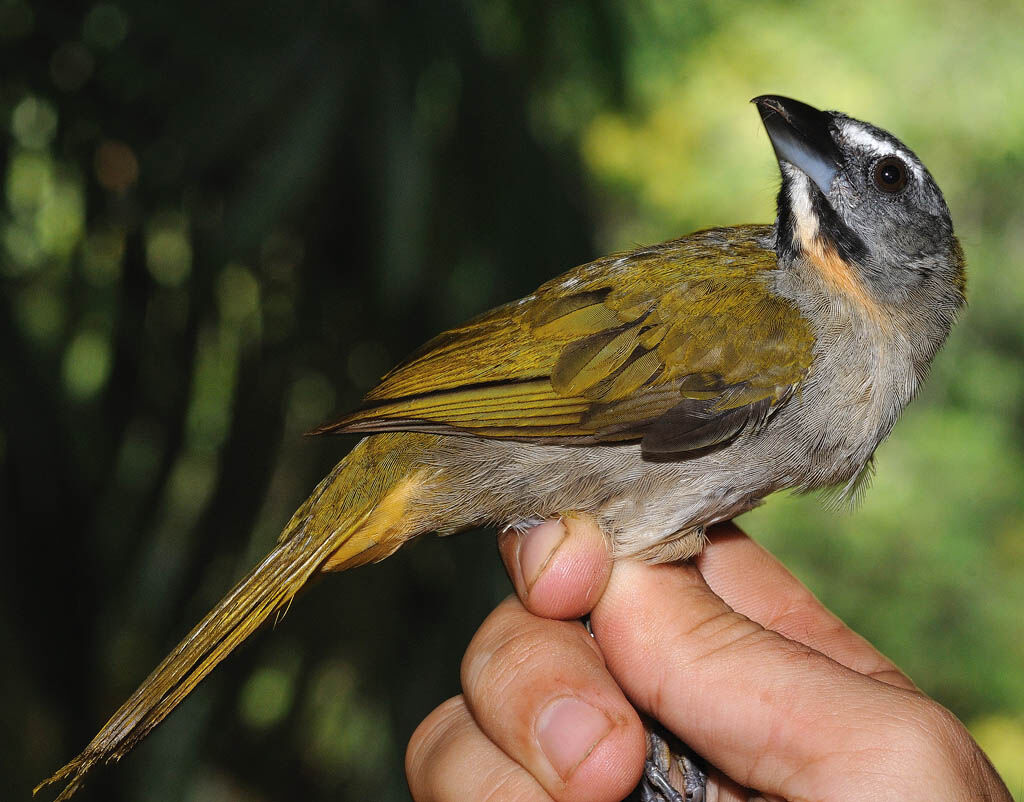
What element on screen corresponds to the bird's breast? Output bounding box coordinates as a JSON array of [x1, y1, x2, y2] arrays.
[[783, 284, 919, 491]]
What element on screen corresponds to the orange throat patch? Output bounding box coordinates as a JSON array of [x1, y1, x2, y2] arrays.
[[792, 211, 889, 326]]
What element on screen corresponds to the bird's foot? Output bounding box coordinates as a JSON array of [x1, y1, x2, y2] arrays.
[[631, 724, 706, 802]]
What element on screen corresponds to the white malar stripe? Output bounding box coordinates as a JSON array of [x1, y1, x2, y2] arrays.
[[783, 165, 819, 246]]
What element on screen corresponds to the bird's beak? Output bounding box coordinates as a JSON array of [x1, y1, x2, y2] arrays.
[[752, 95, 841, 194]]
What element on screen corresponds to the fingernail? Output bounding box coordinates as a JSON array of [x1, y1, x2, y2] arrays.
[[536, 696, 613, 780], [518, 519, 567, 589]]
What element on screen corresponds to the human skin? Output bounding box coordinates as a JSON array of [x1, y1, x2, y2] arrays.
[[405, 518, 1012, 802]]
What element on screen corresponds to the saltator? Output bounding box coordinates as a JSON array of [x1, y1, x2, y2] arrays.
[[39, 96, 965, 801]]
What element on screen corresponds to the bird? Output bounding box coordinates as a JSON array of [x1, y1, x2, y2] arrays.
[[37, 95, 964, 801]]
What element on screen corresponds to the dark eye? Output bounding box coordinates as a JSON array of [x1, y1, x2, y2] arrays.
[[873, 156, 908, 193]]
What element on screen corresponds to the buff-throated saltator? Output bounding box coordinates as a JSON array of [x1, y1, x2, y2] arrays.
[[39, 96, 964, 801]]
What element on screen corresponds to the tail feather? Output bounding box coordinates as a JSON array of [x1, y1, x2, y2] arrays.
[[35, 520, 362, 801], [36, 432, 438, 801]]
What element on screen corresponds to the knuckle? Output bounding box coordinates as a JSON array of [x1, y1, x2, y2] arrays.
[[854, 696, 993, 792], [684, 608, 767, 663], [464, 619, 552, 703], [463, 604, 588, 710], [647, 613, 765, 715], [866, 665, 916, 690], [405, 696, 469, 796], [461, 599, 525, 690], [766, 596, 836, 642], [405, 695, 550, 802], [912, 699, 975, 759], [478, 764, 542, 802], [860, 693, 972, 770]]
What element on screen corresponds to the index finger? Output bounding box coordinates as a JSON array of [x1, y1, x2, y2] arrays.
[[590, 559, 944, 799], [505, 516, 913, 689], [697, 522, 914, 690]]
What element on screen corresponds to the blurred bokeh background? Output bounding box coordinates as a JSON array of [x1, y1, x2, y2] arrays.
[[2, 1, 1022, 800]]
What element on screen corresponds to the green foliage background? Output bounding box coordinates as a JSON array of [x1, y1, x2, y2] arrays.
[[2, 1, 1021, 800]]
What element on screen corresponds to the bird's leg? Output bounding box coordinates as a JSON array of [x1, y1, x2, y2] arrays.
[[581, 616, 706, 801], [632, 722, 707, 802]]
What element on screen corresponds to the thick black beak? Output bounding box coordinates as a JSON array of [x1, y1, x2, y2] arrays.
[[752, 95, 841, 194]]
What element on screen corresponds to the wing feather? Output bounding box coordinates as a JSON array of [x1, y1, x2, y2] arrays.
[[313, 226, 815, 455]]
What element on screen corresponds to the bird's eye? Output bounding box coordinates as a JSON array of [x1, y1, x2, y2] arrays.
[[872, 156, 908, 193]]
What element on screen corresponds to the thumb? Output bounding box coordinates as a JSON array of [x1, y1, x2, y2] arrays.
[[498, 514, 612, 621]]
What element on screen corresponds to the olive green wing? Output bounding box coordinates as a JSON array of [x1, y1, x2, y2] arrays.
[[312, 226, 815, 455]]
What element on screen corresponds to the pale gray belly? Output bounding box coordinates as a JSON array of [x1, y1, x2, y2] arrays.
[[414, 329, 912, 561], [417, 408, 868, 561]]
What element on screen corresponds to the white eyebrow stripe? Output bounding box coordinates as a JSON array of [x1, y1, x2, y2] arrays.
[[839, 121, 923, 180], [841, 122, 892, 153]]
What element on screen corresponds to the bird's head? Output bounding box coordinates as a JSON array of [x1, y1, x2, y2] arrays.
[[753, 95, 964, 316]]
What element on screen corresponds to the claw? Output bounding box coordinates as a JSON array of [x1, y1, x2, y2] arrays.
[[642, 760, 685, 802], [678, 751, 706, 802], [633, 725, 706, 802]]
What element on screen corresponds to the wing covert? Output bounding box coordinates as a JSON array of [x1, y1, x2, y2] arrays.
[[313, 226, 815, 455]]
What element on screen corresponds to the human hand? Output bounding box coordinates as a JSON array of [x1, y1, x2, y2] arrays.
[[406, 517, 1012, 801]]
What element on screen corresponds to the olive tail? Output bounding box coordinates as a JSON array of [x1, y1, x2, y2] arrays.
[[36, 432, 438, 801]]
